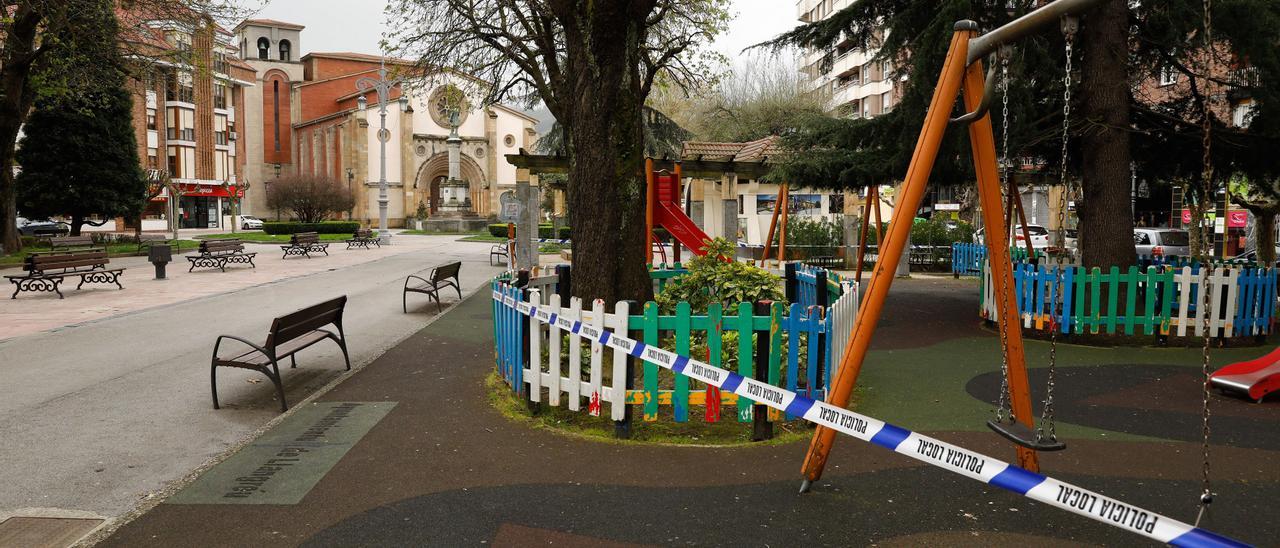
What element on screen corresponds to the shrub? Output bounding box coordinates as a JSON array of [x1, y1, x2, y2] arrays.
[[262, 221, 361, 235], [489, 224, 571, 239], [655, 238, 785, 314], [488, 224, 510, 237], [784, 217, 841, 256]]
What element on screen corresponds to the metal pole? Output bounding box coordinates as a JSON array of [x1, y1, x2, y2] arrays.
[[967, 0, 1108, 65]]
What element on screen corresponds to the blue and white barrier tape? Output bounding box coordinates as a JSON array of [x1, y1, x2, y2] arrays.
[[494, 289, 1250, 548], [536, 238, 570, 245]]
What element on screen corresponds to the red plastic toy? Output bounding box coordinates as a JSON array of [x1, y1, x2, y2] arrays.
[[1210, 346, 1280, 403]]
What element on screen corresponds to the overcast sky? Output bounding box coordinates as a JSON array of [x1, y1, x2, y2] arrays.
[[248, 0, 799, 60]]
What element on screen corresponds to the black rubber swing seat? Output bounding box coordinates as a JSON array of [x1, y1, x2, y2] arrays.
[[987, 418, 1067, 452]]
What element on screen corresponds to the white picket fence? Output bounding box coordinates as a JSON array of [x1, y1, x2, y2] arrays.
[[828, 281, 859, 369], [525, 290, 632, 420]]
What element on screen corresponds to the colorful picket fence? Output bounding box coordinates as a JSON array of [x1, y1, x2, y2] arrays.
[[952, 242, 1045, 277], [980, 261, 1277, 338], [491, 265, 859, 428], [792, 263, 848, 309]]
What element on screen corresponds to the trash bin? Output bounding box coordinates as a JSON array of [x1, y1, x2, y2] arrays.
[[149, 244, 172, 279]]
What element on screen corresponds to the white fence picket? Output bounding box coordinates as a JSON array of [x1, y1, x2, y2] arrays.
[[566, 297, 583, 411], [527, 289, 542, 403], [609, 302, 630, 420], [546, 293, 562, 406], [587, 299, 606, 416]]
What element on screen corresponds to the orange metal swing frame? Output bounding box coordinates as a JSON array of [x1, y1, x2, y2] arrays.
[[799, 22, 1046, 485]]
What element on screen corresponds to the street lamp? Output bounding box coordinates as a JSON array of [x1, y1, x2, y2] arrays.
[[346, 167, 355, 220], [356, 60, 401, 245], [272, 162, 282, 221]]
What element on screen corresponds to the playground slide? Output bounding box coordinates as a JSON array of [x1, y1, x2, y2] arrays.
[[1210, 346, 1280, 402], [654, 201, 712, 256]]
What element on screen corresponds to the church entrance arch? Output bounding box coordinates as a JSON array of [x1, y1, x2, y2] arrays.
[[412, 151, 487, 216]]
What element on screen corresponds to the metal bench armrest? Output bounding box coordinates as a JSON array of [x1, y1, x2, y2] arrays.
[[213, 334, 272, 361], [404, 274, 431, 289]]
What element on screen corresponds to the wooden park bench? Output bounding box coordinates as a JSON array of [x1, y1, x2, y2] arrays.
[[187, 239, 257, 272], [210, 296, 351, 412], [136, 233, 176, 253], [44, 235, 96, 251], [489, 243, 508, 266], [403, 261, 462, 313], [6, 250, 124, 299], [281, 231, 329, 259], [346, 228, 380, 249]]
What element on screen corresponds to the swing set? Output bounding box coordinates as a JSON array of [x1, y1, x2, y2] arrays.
[[798, 0, 1232, 537]]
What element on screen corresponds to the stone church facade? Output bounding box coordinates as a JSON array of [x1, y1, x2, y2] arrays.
[[235, 20, 539, 226]]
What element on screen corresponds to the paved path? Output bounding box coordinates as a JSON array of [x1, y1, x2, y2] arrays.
[[96, 276, 1278, 546], [0, 236, 503, 528]]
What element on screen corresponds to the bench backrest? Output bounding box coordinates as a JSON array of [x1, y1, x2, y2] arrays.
[[266, 295, 347, 350], [26, 250, 108, 273], [431, 261, 462, 283], [138, 234, 169, 242], [291, 232, 319, 245], [49, 235, 95, 248], [200, 239, 244, 253], [354, 229, 372, 238]]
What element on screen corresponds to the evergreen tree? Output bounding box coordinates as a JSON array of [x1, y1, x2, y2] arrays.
[[16, 82, 146, 236], [764, 0, 1280, 267]]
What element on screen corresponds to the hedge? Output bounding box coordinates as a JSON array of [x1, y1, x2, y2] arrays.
[[487, 223, 570, 239], [263, 221, 361, 235]]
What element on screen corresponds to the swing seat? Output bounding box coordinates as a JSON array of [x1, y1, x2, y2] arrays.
[[987, 418, 1067, 451]]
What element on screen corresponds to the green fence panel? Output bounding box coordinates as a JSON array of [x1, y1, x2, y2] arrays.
[[674, 301, 691, 422], [643, 301, 659, 421], [736, 302, 753, 422]]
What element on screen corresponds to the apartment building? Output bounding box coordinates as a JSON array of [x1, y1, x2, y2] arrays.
[[796, 0, 901, 118], [122, 9, 254, 230]]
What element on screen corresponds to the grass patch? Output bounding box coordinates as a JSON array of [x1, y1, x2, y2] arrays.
[[486, 371, 811, 446], [197, 231, 368, 243], [398, 230, 487, 236], [461, 234, 509, 242], [0, 240, 202, 266]]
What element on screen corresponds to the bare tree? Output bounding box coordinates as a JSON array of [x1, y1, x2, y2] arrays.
[[386, 0, 728, 303], [266, 174, 355, 224]]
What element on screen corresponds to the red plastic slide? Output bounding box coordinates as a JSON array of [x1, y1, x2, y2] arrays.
[[652, 171, 711, 256], [1210, 346, 1280, 402]]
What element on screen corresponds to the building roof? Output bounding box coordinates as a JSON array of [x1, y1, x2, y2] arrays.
[[682, 136, 780, 163], [235, 18, 305, 32], [302, 51, 418, 66]]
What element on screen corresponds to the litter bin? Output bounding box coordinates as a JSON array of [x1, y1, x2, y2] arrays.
[[149, 244, 172, 279]]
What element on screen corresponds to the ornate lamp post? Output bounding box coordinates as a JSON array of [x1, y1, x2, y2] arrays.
[[356, 61, 401, 245], [345, 167, 355, 220]]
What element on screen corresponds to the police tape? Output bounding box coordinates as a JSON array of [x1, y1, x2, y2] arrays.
[[536, 238, 571, 245], [494, 289, 1251, 548]]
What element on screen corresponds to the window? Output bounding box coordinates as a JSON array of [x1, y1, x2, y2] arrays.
[[167, 149, 178, 176], [882, 91, 893, 113], [279, 39, 291, 62], [146, 110, 156, 130], [1134, 232, 1151, 245], [214, 53, 228, 74], [272, 79, 281, 151], [147, 151, 158, 170], [1159, 65, 1179, 86], [214, 84, 227, 109], [258, 37, 270, 60]]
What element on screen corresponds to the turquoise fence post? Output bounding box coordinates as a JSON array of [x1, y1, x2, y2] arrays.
[[786, 303, 801, 419]]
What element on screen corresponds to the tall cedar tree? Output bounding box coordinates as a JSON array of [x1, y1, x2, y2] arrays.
[[17, 83, 146, 235], [765, 0, 1280, 268], [387, 0, 728, 304]]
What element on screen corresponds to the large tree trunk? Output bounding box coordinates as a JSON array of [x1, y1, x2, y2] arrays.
[[1258, 212, 1276, 265], [0, 6, 42, 254], [555, 2, 654, 304], [1077, 0, 1136, 270]]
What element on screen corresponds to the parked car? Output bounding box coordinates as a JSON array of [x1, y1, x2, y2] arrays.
[[974, 225, 1051, 249], [1230, 247, 1280, 267], [1134, 228, 1190, 258], [16, 217, 70, 237], [240, 215, 264, 230]]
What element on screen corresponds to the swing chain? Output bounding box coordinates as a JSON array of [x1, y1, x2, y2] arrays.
[[995, 53, 1013, 423], [1195, 0, 1215, 524]]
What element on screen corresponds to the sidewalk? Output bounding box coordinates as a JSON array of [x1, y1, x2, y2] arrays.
[[95, 278, 1278, 546], [1, 233, 427, 340]]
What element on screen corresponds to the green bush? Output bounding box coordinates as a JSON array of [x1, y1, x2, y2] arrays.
[[784, 217, 841, 256], [655, 238, 785, 314], [489, 223, 571, 239], [262, 221, 360, 235]]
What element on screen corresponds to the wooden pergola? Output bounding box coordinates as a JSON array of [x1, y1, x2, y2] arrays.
[[503, 149, 775, 180]]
